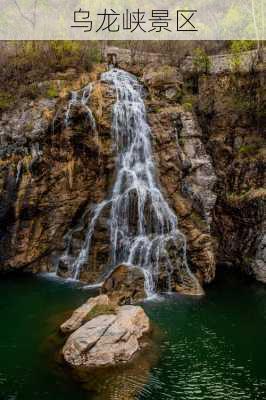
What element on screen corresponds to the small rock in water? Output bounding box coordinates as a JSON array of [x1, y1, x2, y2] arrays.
[[61, 295, 150, 369], [101, 264, 145, 304]]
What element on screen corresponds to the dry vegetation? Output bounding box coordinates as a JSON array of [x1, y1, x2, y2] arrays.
[[0, 41, 102, 111], [0, 40, 262, 112]]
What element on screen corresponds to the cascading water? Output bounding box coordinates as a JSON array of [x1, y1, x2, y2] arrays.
[[65, 83, 96, 129], [55, 82, 97, 279], [59, 68, 201, 296]]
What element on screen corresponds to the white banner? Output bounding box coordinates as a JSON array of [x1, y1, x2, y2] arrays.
[[0, 0, 265, 40]]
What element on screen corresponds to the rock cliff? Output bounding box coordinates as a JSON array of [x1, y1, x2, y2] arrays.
[[0, 56, 265, 289], [196, 71, 265, 280], [0, 67, 115, 277]]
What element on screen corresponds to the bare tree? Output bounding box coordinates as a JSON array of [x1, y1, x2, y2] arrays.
[[12, 0, 39, 28], [251, 0, 264, 62]]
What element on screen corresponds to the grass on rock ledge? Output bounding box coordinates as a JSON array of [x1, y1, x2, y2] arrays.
[[84, 304, 118, 323]]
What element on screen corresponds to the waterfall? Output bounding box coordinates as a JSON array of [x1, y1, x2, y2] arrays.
[[59, 68, 201, 296], [65, 83, 96, 129]]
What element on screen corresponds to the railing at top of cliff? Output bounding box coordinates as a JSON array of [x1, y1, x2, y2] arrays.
[[58, 68, 202, 297]]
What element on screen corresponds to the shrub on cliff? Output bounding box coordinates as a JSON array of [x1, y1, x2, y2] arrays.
[[192, 48, 211, 74], [229, 40, 255, 71], [0, 41, 102, 111]]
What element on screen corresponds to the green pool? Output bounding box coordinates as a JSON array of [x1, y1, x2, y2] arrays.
[[0, 270, 265, 400]]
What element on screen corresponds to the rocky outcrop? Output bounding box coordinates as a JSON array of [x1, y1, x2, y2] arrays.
[[0, 61, 219, 290], [178, 110, 217, 226], [62, 298, 150, 369], [0, 67, 116, 276], [142, 65, 184, 108], [60, 294, 110, 334], [252, 223, 266, 283], [0, 61, 219, 293], [197, 71, 265, 277], [144, 65, 217, 284], [0, 56, 264, 288], [101, 264, 146, 305]]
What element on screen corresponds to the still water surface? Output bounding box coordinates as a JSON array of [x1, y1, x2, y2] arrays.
[[0, 270, 265, 400]]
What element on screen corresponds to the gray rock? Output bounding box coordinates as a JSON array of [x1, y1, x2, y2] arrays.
[[165, 88, 178, 101], [179, 110, 217, 226], [252, 228, 266, 283], [0, 98, 56, 150], [62, 303, 150, 368], [60, 294, 110, 334]]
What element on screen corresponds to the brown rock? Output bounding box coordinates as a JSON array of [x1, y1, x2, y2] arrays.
[[148, 100, 217, 284], [102, 264, 146, 304], [142, 65, 181, 89], [198, 72, 265, 278], [0, 73, 116, 279]]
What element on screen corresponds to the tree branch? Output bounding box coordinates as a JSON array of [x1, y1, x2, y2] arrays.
[[12, 0, 39, 28]]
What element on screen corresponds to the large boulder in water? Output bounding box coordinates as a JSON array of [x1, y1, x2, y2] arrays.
[[62, 304, 150, 368], [101, 264, 146, 304]]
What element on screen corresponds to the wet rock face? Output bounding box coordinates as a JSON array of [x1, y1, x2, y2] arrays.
[[0, 61, 264, 288], [101, 264, 146, 305], [0, 71, 116, 273], [0, 63, 218, 289], [252, 227, 266, 283], [62, 298, 150, 369], [197, 72, 265, 278], [147, 104, 217, 284]]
